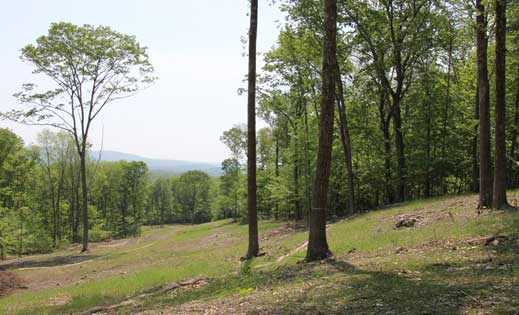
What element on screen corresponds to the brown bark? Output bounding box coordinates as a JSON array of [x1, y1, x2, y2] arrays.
[[441, 37, 453, 194], [424, 62, 432, 199], [303, 101, 312, 220], [294, 160, 302, 221], [245, 0, 259, 259], [379, 91, 393, 204], [80, 150, 89, 252], [336, 63, 355, 213], [493, 0, 508, 209], [509, 88, 519, 188], [472, 87, 480, 193], [306, 0, 337, 261], [392, 94, 406, 202], [476, 0, 493, 208], [274, 137, 280, 220]]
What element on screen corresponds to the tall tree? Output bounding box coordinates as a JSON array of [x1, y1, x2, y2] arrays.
[[306, 0, 337, 261], [246, 0, 260, 259], [493, 0, 508, 209], [1, 22, 156, 252], [476, 0, 493, 208], [336, 63, 355, 213], [342, 0, 434, 202]]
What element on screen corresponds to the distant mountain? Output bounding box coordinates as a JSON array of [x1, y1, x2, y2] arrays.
[[90, 150, 222, 177]]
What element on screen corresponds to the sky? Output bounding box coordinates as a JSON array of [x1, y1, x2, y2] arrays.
[[0, 0, 285, 163]]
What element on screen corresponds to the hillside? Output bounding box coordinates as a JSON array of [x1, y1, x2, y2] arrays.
[[0, 194, 518, 314], [90, 150, 222, 176]]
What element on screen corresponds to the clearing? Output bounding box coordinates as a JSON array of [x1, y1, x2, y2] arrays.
[[0, 194, 518, 314]]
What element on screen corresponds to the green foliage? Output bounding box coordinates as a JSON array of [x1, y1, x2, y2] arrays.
[[91, 161, 148, 238], [88, 228, 112, 243], [174, 171, 213, 224]]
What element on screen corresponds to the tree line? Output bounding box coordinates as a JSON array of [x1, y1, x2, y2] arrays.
[[0, 128, 215, 258]]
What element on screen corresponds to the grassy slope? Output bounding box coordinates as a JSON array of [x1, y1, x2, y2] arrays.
[[1, 194, 519, 314]]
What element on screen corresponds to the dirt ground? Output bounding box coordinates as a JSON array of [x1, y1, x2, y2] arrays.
[[0, 271, 24, 296]]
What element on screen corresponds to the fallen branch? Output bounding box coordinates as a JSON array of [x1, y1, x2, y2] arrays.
[[76, 276, 208, 315]]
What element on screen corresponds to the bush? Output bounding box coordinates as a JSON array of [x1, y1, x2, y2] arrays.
[[88, 228, 112, 243], [23, 232, 53, 255]]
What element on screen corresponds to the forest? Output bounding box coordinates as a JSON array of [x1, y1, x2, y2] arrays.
[[1, 0, 517, 259], [1, 0, 519, 314]]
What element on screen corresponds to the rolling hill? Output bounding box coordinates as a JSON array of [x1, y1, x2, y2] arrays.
[[1, 194, 518, 314], [90, 150, 222, 176]]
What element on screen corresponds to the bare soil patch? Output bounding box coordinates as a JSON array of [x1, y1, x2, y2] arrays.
[[0, 271, 24, 296]]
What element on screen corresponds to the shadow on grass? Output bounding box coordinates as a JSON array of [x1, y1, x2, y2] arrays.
[[261, 260, 469, 315], [20, 209, 519, 315], [0, 254, 99, 271], [121, 252, 518, 315]]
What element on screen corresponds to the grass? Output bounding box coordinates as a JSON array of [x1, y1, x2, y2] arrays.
[[1, 194, 519, 314]]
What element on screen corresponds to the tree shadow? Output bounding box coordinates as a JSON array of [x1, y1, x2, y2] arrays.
[[0, 254, 99, 270], [259, 255, 519, 314]]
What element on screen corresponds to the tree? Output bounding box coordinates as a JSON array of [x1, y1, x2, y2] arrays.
[[217, 158, 243, 220], [306, 0, 337, 261], [148, 178, 173, 226], [246, 0, 260, 259], [493, 0, 508, 209], [1, 22, 156, 252], [0, 129, 38, 258], [37, 130, 72, 247], [342, 0, 435, 202], [220, 125, 247, 220], [476, 0, 493, 209], [174, 171, 212, 224], [118, 161, 148, 237]]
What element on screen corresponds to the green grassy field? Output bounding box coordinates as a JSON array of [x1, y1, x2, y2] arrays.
[[1, 194, 518, 314]]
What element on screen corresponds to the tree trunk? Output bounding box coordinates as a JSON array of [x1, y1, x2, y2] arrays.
[[274, 137, 280, 220], [472, 87, 480, 193], [336, 63, 355, 213], [378, 90, 393, 204], [476, 0, 493, 208], [245, 0, 259, 259], [392, 94, 406, 202], [441, 37, 454, 194], [493, 0, 508, 209], [294, 159, 302, 221], [80, 149, 89, 252], [424, 61, 432, 199], [303, 98, 312, 221], [509, 88, 519, 188], [306, 0, 337, 261]]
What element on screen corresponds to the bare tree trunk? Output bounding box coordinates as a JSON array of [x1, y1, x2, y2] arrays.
[[80, 149, 89, 252], [336, 63, 355, 213], [306, 0, 337, 261], [424, 61, 432, 199], [393, 94, 406, 202], [245, 0, 259, 259], [476, 0, 493, 208], [472, 87, 480, 193], [493, 0, 508, 209], [294, 158, 302, 221], [303, 102, 312, 221], [509, 88, 519, 188], [274, 137, 280, 220], [441, 37, 454, 194], [378, 91, 393, 204]]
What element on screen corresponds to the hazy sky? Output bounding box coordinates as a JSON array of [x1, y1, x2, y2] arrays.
[[0, 0, 285, 163]]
